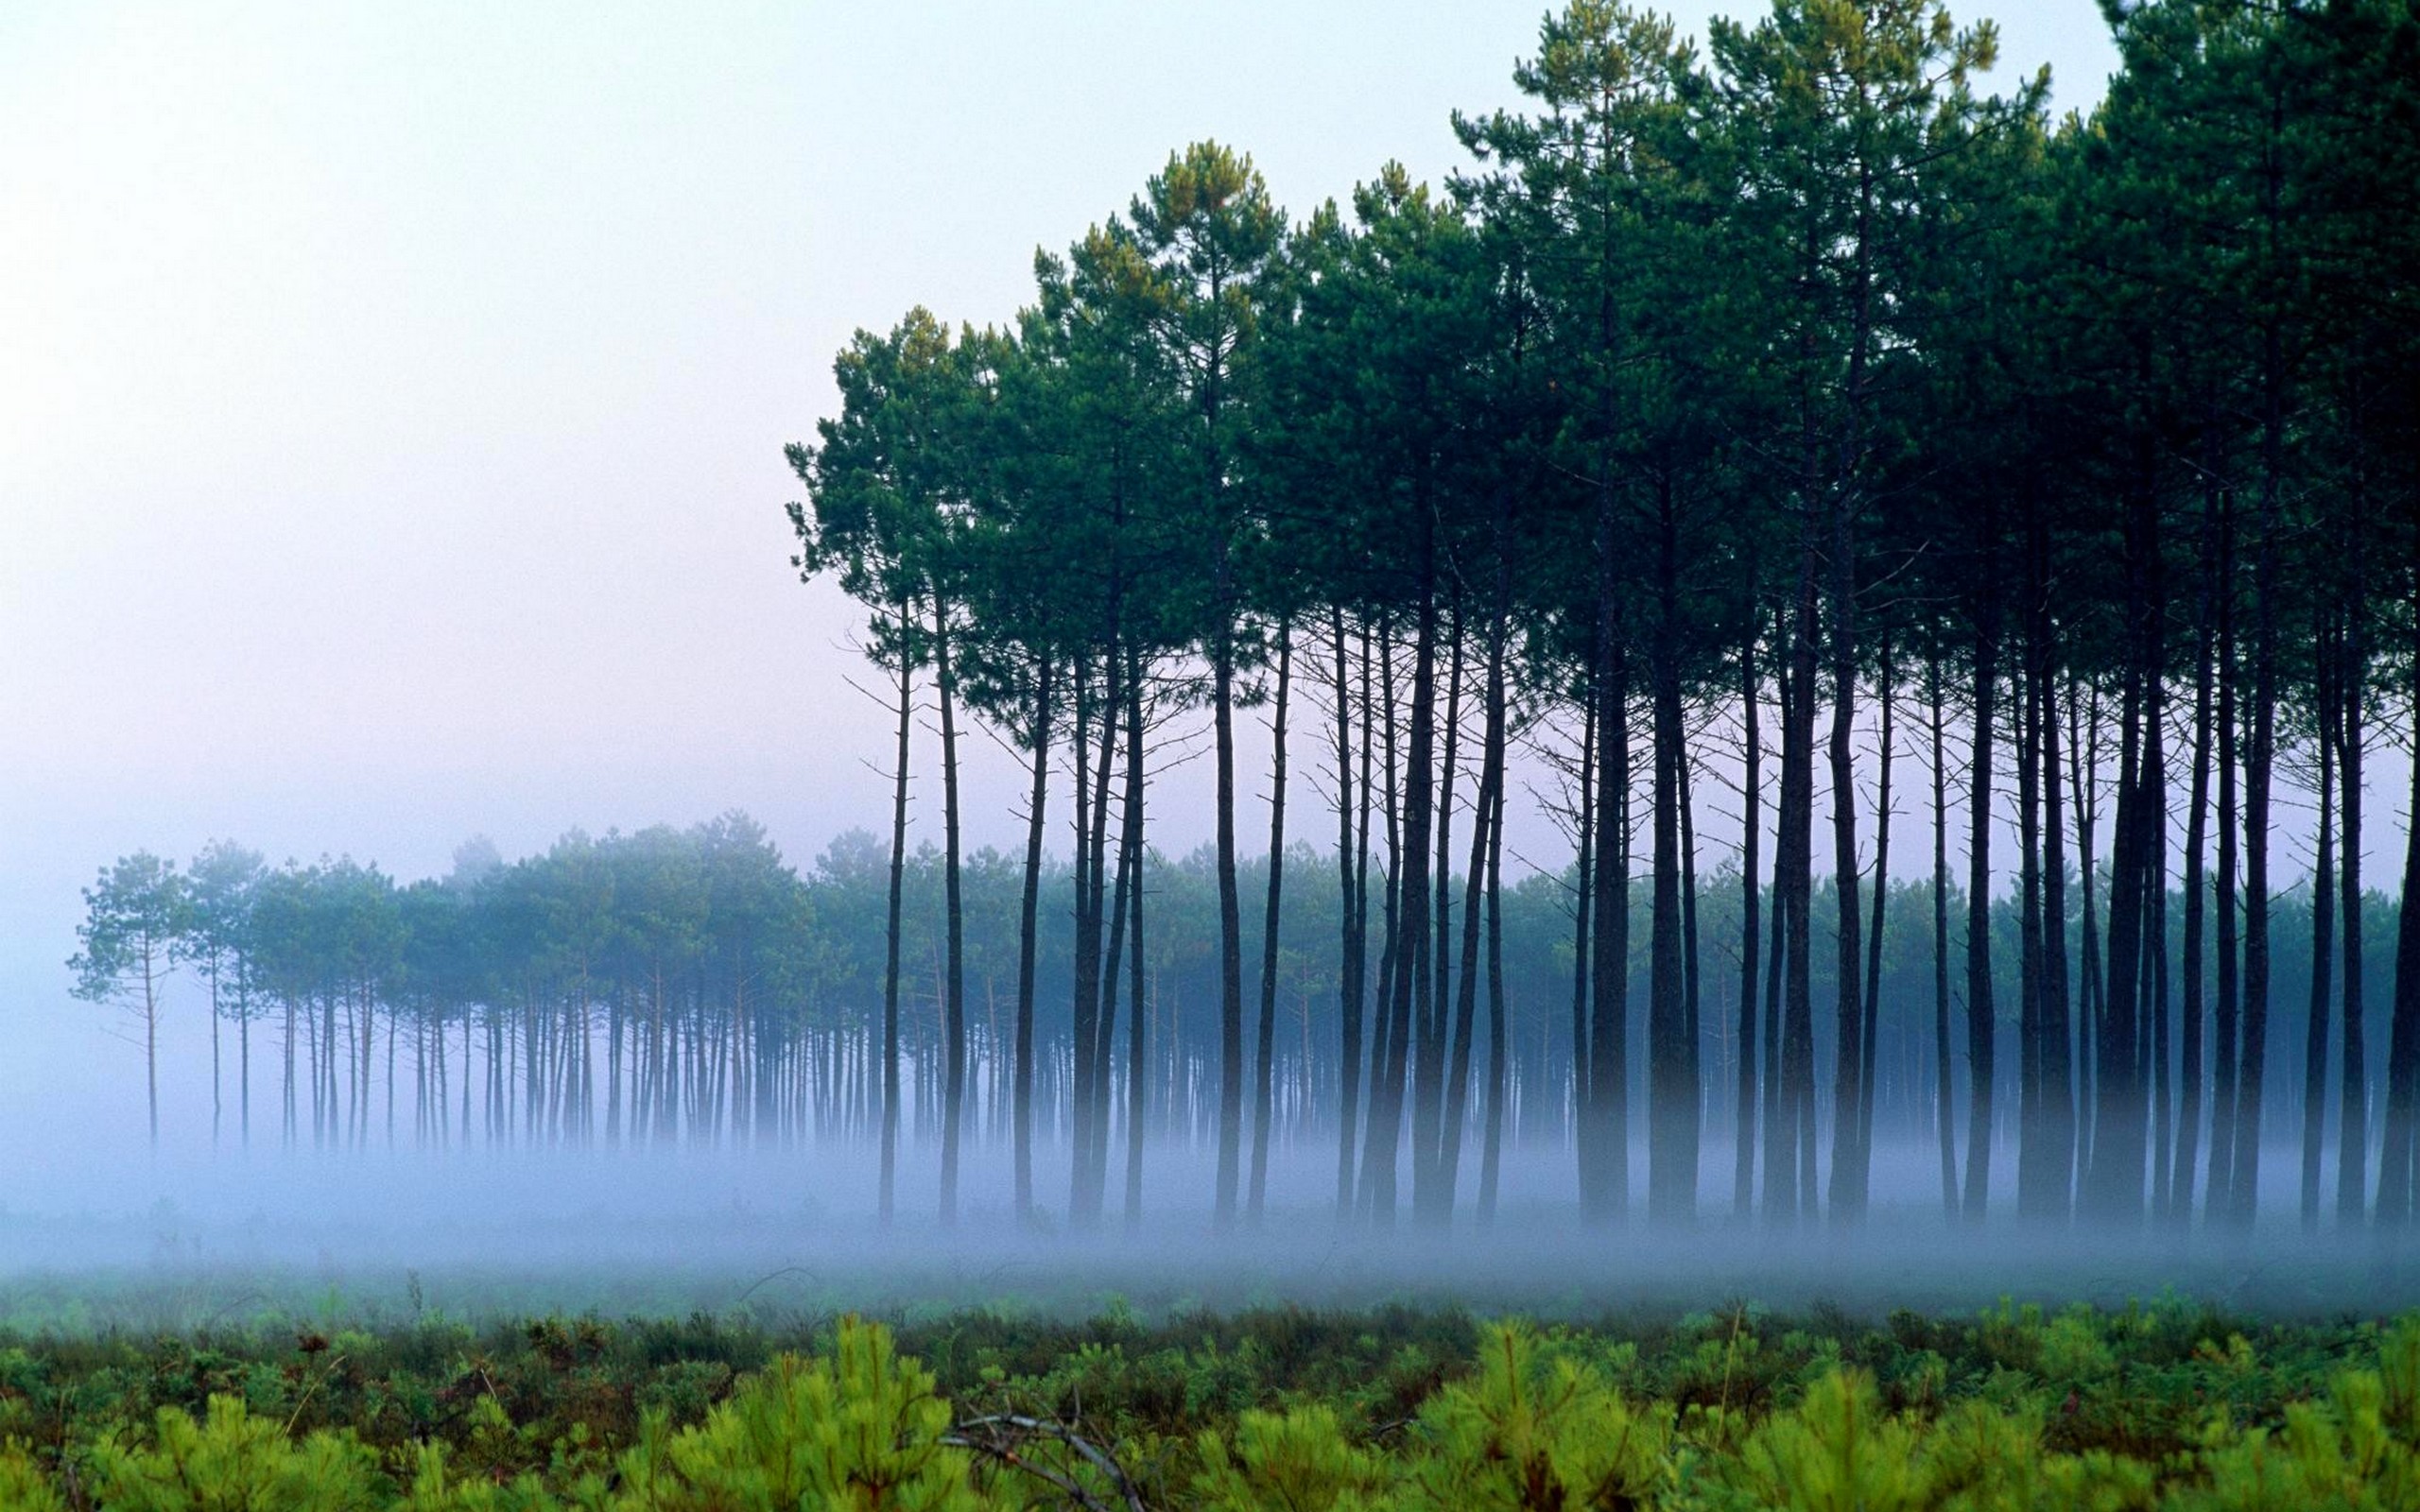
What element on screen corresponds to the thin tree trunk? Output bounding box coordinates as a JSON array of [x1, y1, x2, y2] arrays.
[[1334, 610, 1368, 1219], [878, 604, 913, 1228], [2337, 613, 2367, 1226], [935, 598, 967, 1228], [2301, 641, 2336, 1232], [1858, 636, 1895, 1190], [1258, 619, 1297, 1219], [1929, 637, 1956, 1216], [1013, 658, 1052, 1226], [1736, 627, 1764, 1219], [1123, 648, 1150, 1227], [1962, 582, 1998, 1225]]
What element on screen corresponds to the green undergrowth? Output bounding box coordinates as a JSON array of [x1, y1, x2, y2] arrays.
[[0, 1296, 2413, 1508]]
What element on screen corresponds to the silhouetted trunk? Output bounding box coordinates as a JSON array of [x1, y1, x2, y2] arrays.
[[1248, 620, 1292, 1223], [2070, 682, 2100, 1185], [1334, 611, 1369, 1218], [1213, 579, 1245, 1228], [1824, 513, 1865, 1226], [1589, 631, 1630, 1224], [2173, 486, 2218, 1224], [1413, 605, 1461, 1224], [1856, 637, 1894, 1194], [2231, 448, 2282, 1230], [1569, 689, 1598, 1211], [1648, 472, 1693, 1225], [2337, 609, 2367, 1225], [1928, 638, 1956, 1217], [2301, 641, 2335, 1232], [1478, 735, 1510, 1227], [1361, 618, 1411, 1222], [2208, 503, 2241, 1219], [1779, 539, 1820, 1224], [878, 601, 913, 1228], [2377, 649, 2420, 1228], [1736, 628, 1764, 1219], [934, 598, 966, 1228], [1388, 509, 1440, 1227], [1070, 649, 1120, 1225], [1122, 647, 1150, 1227], [1443, 588, 1508, 1218], [1013, 658, 1052, 1226], [1962, 580, 1998, 1225]]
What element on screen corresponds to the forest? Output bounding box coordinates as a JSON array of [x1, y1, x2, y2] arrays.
[[67, 0, 2420, 1245]]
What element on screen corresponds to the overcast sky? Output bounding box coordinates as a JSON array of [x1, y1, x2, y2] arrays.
[[0, 1, 2127, 1150]]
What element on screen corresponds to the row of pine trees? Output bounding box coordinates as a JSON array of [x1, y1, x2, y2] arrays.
[[61, 820, 2407, 1224], [67, 0, 2420, 1234], [782, 0, 2420, 1232]]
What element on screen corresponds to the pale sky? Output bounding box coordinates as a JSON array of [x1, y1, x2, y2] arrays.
[[0, 1, 2123, 1149]]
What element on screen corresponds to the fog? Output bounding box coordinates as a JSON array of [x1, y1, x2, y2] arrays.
[[43, 1, 2392, 1330], [9, 1134, 2418, 1332]]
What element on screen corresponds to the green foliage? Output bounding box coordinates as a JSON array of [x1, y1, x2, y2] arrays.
[[1401, 1321, 1668, 1511], [608, 1318, 976, 1512], [1194, 1405, 1393, 1512], [87, 1396, 383, 1512], [9, 1303, 2420, 1511], [0, 1442, 63, 1512]]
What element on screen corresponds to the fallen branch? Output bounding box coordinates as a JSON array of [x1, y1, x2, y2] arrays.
[[947, 1413, 1150, 1512]]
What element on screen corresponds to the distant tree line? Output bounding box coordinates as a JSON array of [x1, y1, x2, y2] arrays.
[[70, 0, 2420, 1234], [64, 822, 2402, 1216], [779, 0, 2420, 1232]]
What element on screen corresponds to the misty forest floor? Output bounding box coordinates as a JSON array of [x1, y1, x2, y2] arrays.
[[3, 1289, 2420, 1507]]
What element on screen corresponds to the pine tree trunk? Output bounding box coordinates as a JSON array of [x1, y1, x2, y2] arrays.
[[879, 604, 913, 1228], [2301, 640, 2335, 1232], [2375, 644, 2420, 1228], [1857, 639, 1894, 1194], [1929, 639, 1957, 1216], [1334, 610, 1367, 1219], [1122, 648, 1150, 1227], [2337, 609, 2367, 1225], [935, 598, 967, 1228], [1962, 583, 1998, 1225], [1013, 658, 1052, 1226], [1649, 473, 1692, 1225], [1737, 628, 1765, 1219]]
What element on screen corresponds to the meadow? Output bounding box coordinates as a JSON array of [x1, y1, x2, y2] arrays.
[[2, 1270, 2418, 1509]]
